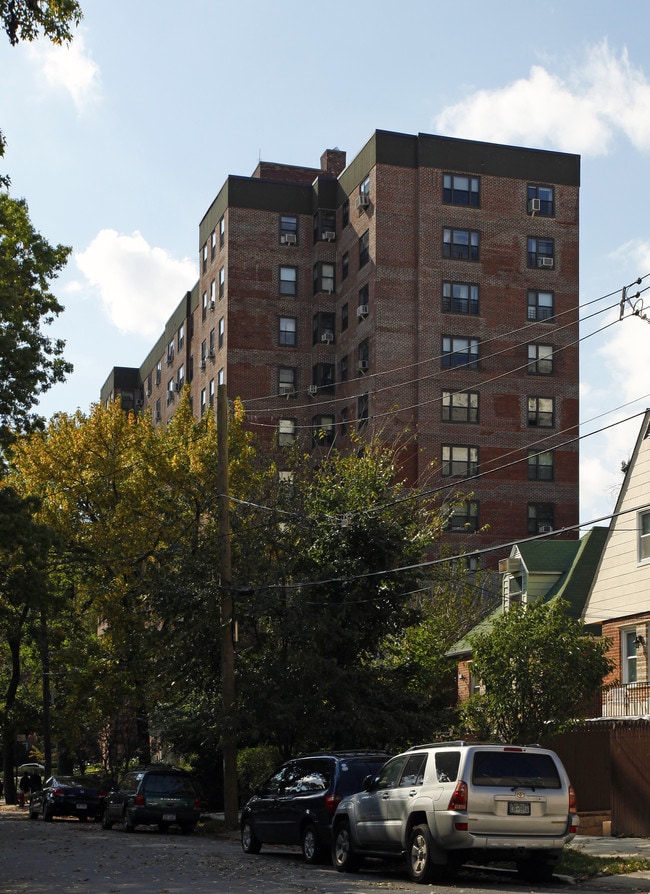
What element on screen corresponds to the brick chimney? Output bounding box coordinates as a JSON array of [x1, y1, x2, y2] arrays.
[[320, 148, 346, 177]]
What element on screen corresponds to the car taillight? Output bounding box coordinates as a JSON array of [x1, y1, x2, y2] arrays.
[[325, 793, 342, 814], [447, 781, 468, 811], [134, 794, 145, 806], [568, 784, 577, 813], [52, 787, 64, 797], [194, 797, 201, 809]]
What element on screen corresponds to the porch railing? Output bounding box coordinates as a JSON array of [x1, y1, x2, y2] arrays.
[[602, 682, 650, 717]]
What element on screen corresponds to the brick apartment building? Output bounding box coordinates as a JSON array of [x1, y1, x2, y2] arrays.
[[101, 128, 581, 558]]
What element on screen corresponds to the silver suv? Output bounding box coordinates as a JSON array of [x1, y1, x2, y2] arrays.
[[332, 741, 578, 884]]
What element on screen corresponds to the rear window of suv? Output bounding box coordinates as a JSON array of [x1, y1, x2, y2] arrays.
[[472, 751, 561, 789], [144, 774, 196, 796]]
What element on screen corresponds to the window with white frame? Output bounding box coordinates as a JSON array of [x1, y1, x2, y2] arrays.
[[278, 418, 296, 447], [217, 367, 224, 386], [622, 629, 638, 683], [528, 343, 553, 375], [639, 511, 650, 562], [200, 388, 207, 416], [528, 396, 554, 427], [218, 317, 225, 349], [219, 266, 225, 298]]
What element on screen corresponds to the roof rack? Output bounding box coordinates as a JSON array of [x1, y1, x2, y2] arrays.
[[407, 740, 469, 751]]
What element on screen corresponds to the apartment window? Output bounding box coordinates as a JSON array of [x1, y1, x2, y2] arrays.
[[448, 500, 479, 533], [178, 323, 184, 351], [313, 311, 335, 345], [342, 251, 349, 281], [200, 388, 207, 417], [442, 390, 479, 423], [528, 237, 555, 268], [442, 281, 479, 315], [528, 290, 554, 321], [639, 511, 650, 562], [528, 502, 554, 534], [154, 397, 161, 421], [155, 361, 162, 386], [528, 449, 554, 481], [358, 338, 369, 374], [209, 279, 216, 308], [278, 418, 296, 447], [209, 328, 216, 356], [278, 367, 296, 397], [442, 336, 479, 369], [358, 393, 369, 428], [443, 228, 479, 261], [340, 354, 348, 382], [528, 184, 555, 217], [442, 445, 478, 477], [358, 283, 369, 319], [202, 290, 208, 320], [219, 215, 225, 247], [209, 378, 215, 407], [360, 175, 370, 198], [279, 214, 298, 245], [219, 266, 225, 298], [341, 302, 349, 332], [314, 209, 336, 242], [167, 377, 175, 404], [313, 261, 335, 294], [200, 339, 207, 366], [312, 415, 335, 446], [342, 199, 350, 228], [166, 339, 174, 365], [443, 173, 480, 207], [177, 363, 185, 391], [279, 316, 297, 347], [622, 629, 639, 683], [280, 265, 297, 297], [146, 373, 152, 397], [211, 230, 217, 261], [217, 367, 224, 386], [202, 243, 207, 273], [528, 396, 554, 427], [528, 343, 553, 375], [218, 316, 225, 349], [359, 229, 370, 268], [313, 362, 335, 393]]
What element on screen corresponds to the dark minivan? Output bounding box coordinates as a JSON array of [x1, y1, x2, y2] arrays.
[[241, 750, 390, 863], [102, 767, 201, 834]]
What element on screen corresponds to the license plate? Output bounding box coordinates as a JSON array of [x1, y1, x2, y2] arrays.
[[508, 801, 531, 815], [76, 803, 87, 810], [163, 813, 176, 821]]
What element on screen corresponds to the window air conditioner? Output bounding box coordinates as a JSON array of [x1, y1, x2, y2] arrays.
[[538, 257, 554, 268], [209, 299, 215, 311], [322, 231, 336, 241], [321, 331, 334, 344], [358, 359, 369, 372], [199, 359, 206, 370], [307, 385, 318, 396], [539, 524, 553, 534], [281, 234, 297, 245], [356, 304, 369, 317], [209, 349, 215, 358], [279, 384, 295, 396], [355, 194, 370, 209], [528, 197, 541, 214]]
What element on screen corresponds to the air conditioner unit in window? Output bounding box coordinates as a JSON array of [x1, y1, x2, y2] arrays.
[[281, 233, 297, 245], [498, 557, 522, 573], [356, 304, 369, 317], [539, 524, 553, 534], [322, 231, 336, 241], [321, 331, 334, 344], [209, 349, 215, 359], [528, 197, 541, 214], [168, 382, 176, 392], [357, 359, 369, 372], [209, 299, 215, 311], [538, 257, 554, 268], [199, 359, 206, 370], [307, 385, 318, 396], [355, 194, 370, 210], [279, 385, 295, 397]]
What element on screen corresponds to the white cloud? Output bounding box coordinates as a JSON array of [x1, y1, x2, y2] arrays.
[[75, 230, 197, 338], [26, 31, 101, 113], [434, 41, 650, 156]]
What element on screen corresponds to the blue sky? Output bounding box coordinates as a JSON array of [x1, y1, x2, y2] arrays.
[[1, 0, 650, 529]]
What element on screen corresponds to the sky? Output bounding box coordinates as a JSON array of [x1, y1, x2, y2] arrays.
[[1, 0, 650, 531]]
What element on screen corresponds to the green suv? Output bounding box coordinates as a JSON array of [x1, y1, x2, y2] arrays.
[[102, 767, 201, 834]]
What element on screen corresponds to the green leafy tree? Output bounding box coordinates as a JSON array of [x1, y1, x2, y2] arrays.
[[0, 0, 82, 46], [0, 194, 72, 450], [460, 598, 614, 744]]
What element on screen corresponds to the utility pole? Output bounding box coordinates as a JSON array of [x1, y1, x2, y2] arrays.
[[217, 384, 238, 828]]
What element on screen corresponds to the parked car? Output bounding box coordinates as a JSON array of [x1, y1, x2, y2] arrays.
[[101, 767, 201, 834], [29, 775, 104, 822], [241, 750, 391, 864], [332, 740, 578, 884]]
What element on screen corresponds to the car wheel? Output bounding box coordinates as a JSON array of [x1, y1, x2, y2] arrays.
[[101, 808, 113, 830], [407, 823, 435, 884], [157, 821, 169, 833], [301, 822, 325, 864], [42, 804, 53, 822], [121, 810, 135, 832], [517, 858, 554, 883], [332, 820, 360, 873], [29, 806, 38, 820], [241, 819, 262, 854]]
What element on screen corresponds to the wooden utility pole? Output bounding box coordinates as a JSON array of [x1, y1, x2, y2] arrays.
[[217, 384, 238, 828]]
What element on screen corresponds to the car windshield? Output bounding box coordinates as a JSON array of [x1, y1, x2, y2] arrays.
[[472, 751, 561, 789]]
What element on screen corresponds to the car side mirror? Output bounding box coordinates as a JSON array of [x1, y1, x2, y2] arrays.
[[363, 774, 375, 791]]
